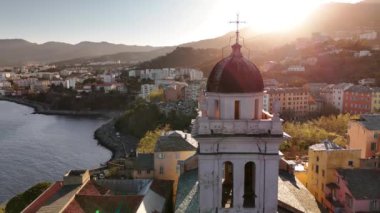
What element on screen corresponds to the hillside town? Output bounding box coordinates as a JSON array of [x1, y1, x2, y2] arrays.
[[2, 2, 380, 212], [0, 26, 377, 213]]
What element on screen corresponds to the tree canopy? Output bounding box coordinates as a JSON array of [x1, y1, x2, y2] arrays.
[[5, 182, 51, 213], [281, 114, 356, 157]]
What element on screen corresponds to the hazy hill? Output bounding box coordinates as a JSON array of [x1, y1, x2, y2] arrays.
[[53, 47, 175, 66], [0, 39, 160, 66], [306, 1, 380, 33], [136, 47, 221, 74]]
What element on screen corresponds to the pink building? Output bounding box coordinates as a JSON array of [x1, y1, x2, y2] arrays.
[[325, 168, 380, 212]]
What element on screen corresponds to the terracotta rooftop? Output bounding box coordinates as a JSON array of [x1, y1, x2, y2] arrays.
[[64, 195, 144, 213]]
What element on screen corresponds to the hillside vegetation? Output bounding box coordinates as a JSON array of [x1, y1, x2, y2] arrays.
[[115, 99, 196, 138], [5, 182, 51, 213], [137, 47, 221, 74], [281, 114, 357, 157]]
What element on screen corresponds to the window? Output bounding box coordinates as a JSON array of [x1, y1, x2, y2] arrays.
[[243, 162, 256, 208], [316, 156, 319, 161], [348, 160, 353, 167], [215, 100, 220, 119], [315, 165, 319, 174], [137, 170, 141, 174], [345, 193, 353, 208], [322, 170, 325, 177], [158, 153, 165, 159], [159, 166, 164, 175], [147, 170, 151, 174], [234, 100, 240, 120], [222, 161, 233, 208], [370, 200, 379, 211], [371, 142, 377, 151], [254, 99, 259, 119]]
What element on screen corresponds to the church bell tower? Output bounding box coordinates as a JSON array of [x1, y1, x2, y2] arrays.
[[193, 15, 284, 213]]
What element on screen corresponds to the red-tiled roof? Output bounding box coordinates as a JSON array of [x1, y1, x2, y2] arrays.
[[150, 179, 173, 198], [78, 180, 109, 196], [74, 195, 144, 212], [63, 199, 85, 213]]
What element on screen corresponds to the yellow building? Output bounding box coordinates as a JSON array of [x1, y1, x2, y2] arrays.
[[154, 131, 197, 199], [348, 114, 380, 158], [305, 140, 360, 207], [371, 88, 380, 112]]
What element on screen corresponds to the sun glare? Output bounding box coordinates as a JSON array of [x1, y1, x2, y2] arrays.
[[237, 0, 321, 32], [213, 0, 326, 33]]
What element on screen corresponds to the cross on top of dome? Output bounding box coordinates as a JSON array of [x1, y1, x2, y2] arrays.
[[229, 14, 246, 45]]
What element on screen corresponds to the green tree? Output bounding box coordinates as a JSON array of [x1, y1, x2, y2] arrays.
[[5, 182, 51, 213], [137, 126, 169, 153], [149, 88, 164, 102], [115, 99, 164, 137], [281, 114, 354, 156]]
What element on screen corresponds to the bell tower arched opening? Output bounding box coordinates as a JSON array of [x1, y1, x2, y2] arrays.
[[222, 161, 233, 208], [243, 161, 256, 208]]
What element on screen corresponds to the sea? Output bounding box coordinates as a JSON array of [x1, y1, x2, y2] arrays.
[[0, 101, 111, 202]]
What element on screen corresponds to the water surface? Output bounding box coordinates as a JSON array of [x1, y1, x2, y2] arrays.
[[0, 101, 111, 202]]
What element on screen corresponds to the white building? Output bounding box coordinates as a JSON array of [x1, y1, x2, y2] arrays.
[[193, 42, 284, 212], [263, 92, 270, 112], [140, 84, 157, 100], [359, 78, 376, 86], [332, 83, 353, 112], [185, 80, 206, 101], [65, 78, 77, 89], [359, 31, 377, 40], [101, 73, 116, 83], [354, 50, 372, 58], [287, 65, 305, 72], [177, 68, 203, 81]]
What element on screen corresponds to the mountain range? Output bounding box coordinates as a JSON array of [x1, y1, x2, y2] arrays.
[[0, 39, 162, 66], [1, 1, 380, 67]]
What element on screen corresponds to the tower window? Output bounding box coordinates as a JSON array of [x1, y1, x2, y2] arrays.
[[215, 100, 220, 119], [254, 99, 259, 119], [234, 100, 240, 120], [222, 161, 233, 208], [243, 162, 256, 208]]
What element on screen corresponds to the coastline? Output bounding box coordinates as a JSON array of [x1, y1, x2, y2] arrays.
[[0, 96, 137, 162], [94, 119, 139, 161], [0, 96, 106, 117]]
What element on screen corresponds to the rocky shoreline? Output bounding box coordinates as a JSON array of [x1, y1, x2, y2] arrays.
[[94, 119, 139, 160]]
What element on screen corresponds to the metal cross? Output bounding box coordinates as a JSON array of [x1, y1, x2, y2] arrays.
[[229, 14, 246, 44]]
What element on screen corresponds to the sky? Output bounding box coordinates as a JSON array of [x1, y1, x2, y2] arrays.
[[0, 0, 362, 46]]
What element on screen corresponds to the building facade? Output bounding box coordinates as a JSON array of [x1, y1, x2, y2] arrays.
[[343, 85, 372, 114], [154, 131, 197, 199], [332, 83, 353, 112], [305, 140, 361, 208], [348, 114, 380, 159], [326, 169, 380, 212], [265, 87, 311, 116], [371, 87, 380, 112]]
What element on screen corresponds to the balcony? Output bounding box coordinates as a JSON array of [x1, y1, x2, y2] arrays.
[[325, 194, 344, 209], [192, 117, 283, 136]]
